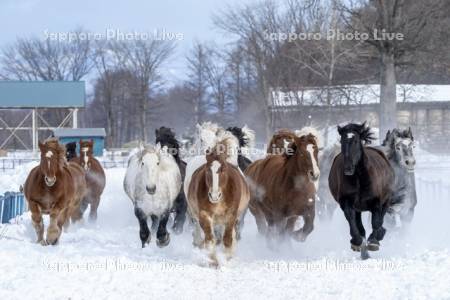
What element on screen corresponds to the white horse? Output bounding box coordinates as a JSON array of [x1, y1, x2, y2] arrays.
[[124, 143, 181, 248]]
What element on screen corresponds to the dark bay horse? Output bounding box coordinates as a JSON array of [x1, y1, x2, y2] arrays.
[[155, 126, 187, 234], [187, 142, 250, 267], [245, 133, 320, 246], [380, 128, 417, 227], [328, 123, 394, 259], [23, 138, 87, 245], [65, 142, 77, 161], [69, 140, 106, 222]]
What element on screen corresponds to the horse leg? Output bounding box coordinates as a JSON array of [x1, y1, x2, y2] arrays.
[[156, 211, 171, 248], [134, 207, 150, 248], [46, 204, 64, 245], [172, 192, 187, 234], [368, 205, 387, 251], [223, 217, 237, 260], [88, 195, 100, 223], [342, 200, 363, 251], [293, 209, 315, 242], [199, 210, 218, 267], [150, 215, 159, 232], [235, 208, 248, 241], [355, 212, 366, 238], [192, 220, 203, 248], [29, 201, 44, 244], [249, 201, 267, 235]]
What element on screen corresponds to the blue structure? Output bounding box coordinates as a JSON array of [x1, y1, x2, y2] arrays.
[[0, 192, 26, 224], [52, 128, 106, 157], [0, 81, 85, 108]]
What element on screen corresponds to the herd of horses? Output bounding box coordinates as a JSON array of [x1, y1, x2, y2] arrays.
[[22, 121, 417, 264]]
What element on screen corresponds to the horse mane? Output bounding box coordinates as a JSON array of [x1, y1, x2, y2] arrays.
[[382, 127, 414, 148], [295, 126, 322, 148], [42, 138, 67, 166], [215, 131, 239, 165], [79, 140, 94, 156], [155, 126, 181, 161], [226, 125, 255, 149], [338, 122, 375, 145], [197, 121, 220, 134]]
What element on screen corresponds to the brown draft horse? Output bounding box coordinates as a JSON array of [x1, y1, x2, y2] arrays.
[[69, 139, 106, 222], [187, 141, 250, 267], [245, 133, 320, 246], [24, 138, 87, 245]]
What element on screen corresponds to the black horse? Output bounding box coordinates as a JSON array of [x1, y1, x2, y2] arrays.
[[328, 122, 395, 259], [380, 128, 417, 227], [65, 141, 77, 161], [226, 126, 253, 172], [155, 127, 187, 234]]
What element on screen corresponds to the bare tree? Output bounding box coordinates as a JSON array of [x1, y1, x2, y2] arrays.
[[186, 42, 210, 125], [112, 40, 175, 142], [214, 0, 286, 138], [338, 0, 444, 135]]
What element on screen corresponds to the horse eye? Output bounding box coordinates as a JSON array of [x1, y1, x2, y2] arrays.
[[141, 162, 144, 166]]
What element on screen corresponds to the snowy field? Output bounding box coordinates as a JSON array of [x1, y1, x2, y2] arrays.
[[1, 154, 450, 300]]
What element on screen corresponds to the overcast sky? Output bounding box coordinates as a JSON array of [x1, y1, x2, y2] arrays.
[[0, 0, 257, 83]]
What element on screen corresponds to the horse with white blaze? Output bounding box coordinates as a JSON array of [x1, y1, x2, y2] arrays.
[[124, 143, 181, 248]]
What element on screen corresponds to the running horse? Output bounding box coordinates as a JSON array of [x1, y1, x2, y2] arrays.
[[380, 128, 417, 227], [328, 122, 394, 259], [155, 126, 187, 233], [69, 139, 106, 222], [245, 132, 320, 246], [187, 139, 250, 267], [65, 141, 77, 161], [23, 138, 87, 245]]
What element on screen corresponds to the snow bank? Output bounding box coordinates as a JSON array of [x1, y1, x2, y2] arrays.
[[0, 162, 450, 299]]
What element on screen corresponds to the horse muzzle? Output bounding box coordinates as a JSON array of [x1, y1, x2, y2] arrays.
[[208, 191, 222, 204], [344, 167, 355, 176], [308, 171, 320, 182], [44, 176, 56, 187], [146, 186, 156, 195]]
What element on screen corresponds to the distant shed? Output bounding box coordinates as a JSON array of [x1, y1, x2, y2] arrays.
[[52, 128, 106, 157]]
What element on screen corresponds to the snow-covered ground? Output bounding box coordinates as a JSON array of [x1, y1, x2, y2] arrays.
[[1, 156, 450, 299]]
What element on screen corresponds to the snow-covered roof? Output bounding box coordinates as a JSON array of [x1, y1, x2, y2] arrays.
[[270, 85, 450, 107]]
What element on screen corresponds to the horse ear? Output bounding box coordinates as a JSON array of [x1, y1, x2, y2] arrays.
[[38, 141, 45, 151], [337, 126, 343, 135], [155, 129, 159, 136]]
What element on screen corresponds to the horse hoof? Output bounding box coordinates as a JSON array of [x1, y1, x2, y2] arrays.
[[157, 234, 170, 248], [172, 225, 183, 235], [368, 242, 380, 251], [351, 244, 361, 252]]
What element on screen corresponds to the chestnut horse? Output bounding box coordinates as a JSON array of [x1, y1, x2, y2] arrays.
[[266, 129, 296, 155], [245, 133, 320, 246], [23, 138, 87, 245], [69, 139, 106, 222], [187, 141, 250, 267], [328, 123, 394, 259]]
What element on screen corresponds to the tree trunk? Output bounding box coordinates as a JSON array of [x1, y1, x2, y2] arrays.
[[379, 51, 397, 138]]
